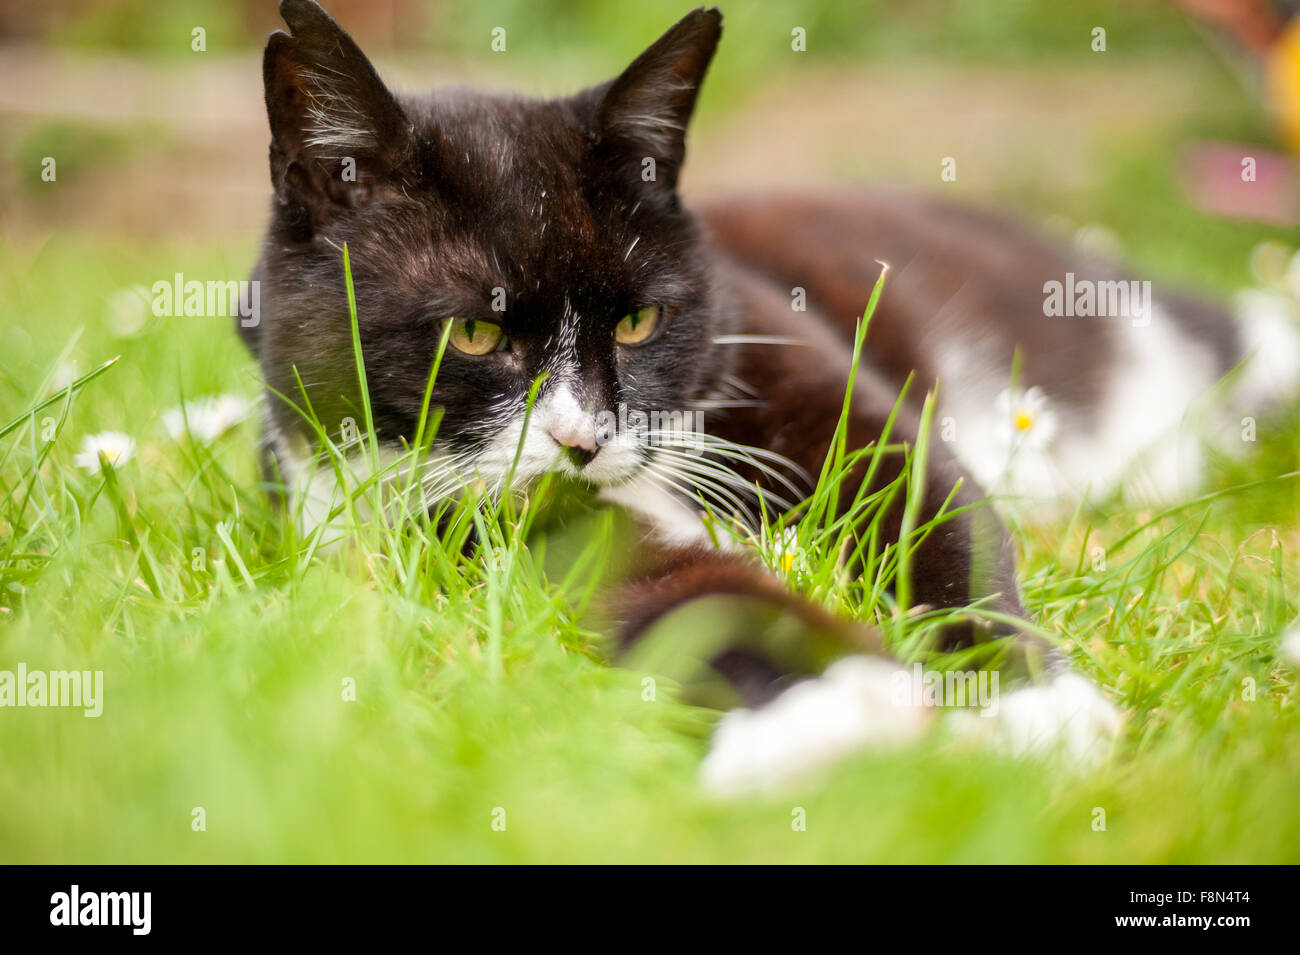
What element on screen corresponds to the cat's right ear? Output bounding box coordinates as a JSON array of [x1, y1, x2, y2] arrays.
[[263, 0, 416, 231], [590, 7, 722, 195]]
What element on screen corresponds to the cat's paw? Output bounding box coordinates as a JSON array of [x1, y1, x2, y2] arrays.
[[951, 671, 1121, 765], [700, 656, 933, 797]]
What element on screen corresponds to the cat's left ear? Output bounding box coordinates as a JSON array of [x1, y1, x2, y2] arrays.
[[590, 7, 722, 193]]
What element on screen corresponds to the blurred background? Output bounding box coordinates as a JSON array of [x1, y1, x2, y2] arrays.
[[0, 0, 1297, 287]]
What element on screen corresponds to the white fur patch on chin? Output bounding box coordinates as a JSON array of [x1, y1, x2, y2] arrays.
[[700, 657, 932, 797], [950, 671, 1121, 764]]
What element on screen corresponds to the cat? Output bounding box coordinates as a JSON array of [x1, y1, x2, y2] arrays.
[[240, 1, 1298, 794]]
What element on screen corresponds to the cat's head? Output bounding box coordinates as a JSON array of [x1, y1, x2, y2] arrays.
[[249, 0, 731, 496]]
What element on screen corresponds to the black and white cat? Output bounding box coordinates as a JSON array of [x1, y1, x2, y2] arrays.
[[241, 1, 1299, 793]]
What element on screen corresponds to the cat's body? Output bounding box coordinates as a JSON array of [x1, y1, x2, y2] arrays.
[[700, 190, 1268, 505], [243, 2, 1296, 792]]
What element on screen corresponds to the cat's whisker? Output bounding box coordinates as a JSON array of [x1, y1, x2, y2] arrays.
[[421, 478, 471, 507], [653, 431, 812, 481], [359, 449, 475, 505], [417, 463, 471, 498], [719, 374, 760, 398], [650, 446, 797, 511], [647, 449, 762, 499], [643, 456, 762, 529], [711, 335, 810, 347], [690, 398, 767, 410], [641, 461, 758, 531], [642, 456, 739, 509], [687, 376, 769, 408], [640, 429, 814, 490], [642, 444, 808, 500], [649, 442, 807, 502], [664, 471, 772, 523]]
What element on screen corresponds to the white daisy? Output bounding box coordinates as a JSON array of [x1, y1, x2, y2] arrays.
[[763, 525, 804, 576], [51, 361, 80, 391], [73, 431, 136, 474], [1073, 224, 1124, 262], [1287, 249, 1300, 301], [993, 386, 1057, 451], [1247, 240, 1291, 289], [1282, 622, 1300, 668], [104, 285, 152, 338], [161, 394, 253, 443]]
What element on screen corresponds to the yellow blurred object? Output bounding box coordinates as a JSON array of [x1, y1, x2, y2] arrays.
[[1269, 16, 1300, 153]]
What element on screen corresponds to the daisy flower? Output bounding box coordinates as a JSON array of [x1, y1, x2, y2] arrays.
[[1282, 622, 1300, 668], [161, 394, 253, 443], [1073, 223, 1124, 262], [1247, 240, 1291, 289], [764, 525, 804, 576], [74, 431, 136, 474], [104, 285, 151, 338], [993, 386, 1057, 451], [51, 361, 80, 391]]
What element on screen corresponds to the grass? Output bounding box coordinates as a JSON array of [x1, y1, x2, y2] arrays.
[[3, 0, 1299, 864], [2, 212, 1299, 864]]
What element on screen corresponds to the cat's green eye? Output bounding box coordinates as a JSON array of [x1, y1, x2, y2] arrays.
[[444, 317, 504, 356], [616, 305, 660, 345]]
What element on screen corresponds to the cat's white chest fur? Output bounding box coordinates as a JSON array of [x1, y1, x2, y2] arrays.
[[598, 474, 729, 549]]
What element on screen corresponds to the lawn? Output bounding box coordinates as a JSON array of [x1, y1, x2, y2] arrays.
[[2, 0, 1300, 864], [2, 213, 1299, 863]]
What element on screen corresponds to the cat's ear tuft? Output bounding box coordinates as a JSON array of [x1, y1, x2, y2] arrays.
[[592, 7, 722, 192], [263, 0, 416, 230]]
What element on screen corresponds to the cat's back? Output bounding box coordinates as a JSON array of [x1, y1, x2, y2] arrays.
[[695, 188, 1286, 504], [698, 188, 1213, 396]]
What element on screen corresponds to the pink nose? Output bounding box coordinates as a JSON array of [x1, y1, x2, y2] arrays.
[[548, 427, 598, 468], [548, 424, 597, 452]]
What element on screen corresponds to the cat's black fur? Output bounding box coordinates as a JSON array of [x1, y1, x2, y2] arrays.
[[244, 2, 1228, 731]]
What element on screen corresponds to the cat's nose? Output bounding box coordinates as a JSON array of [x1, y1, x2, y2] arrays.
[[548, 428, 598, 469], [561, 444, 597, 468]]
